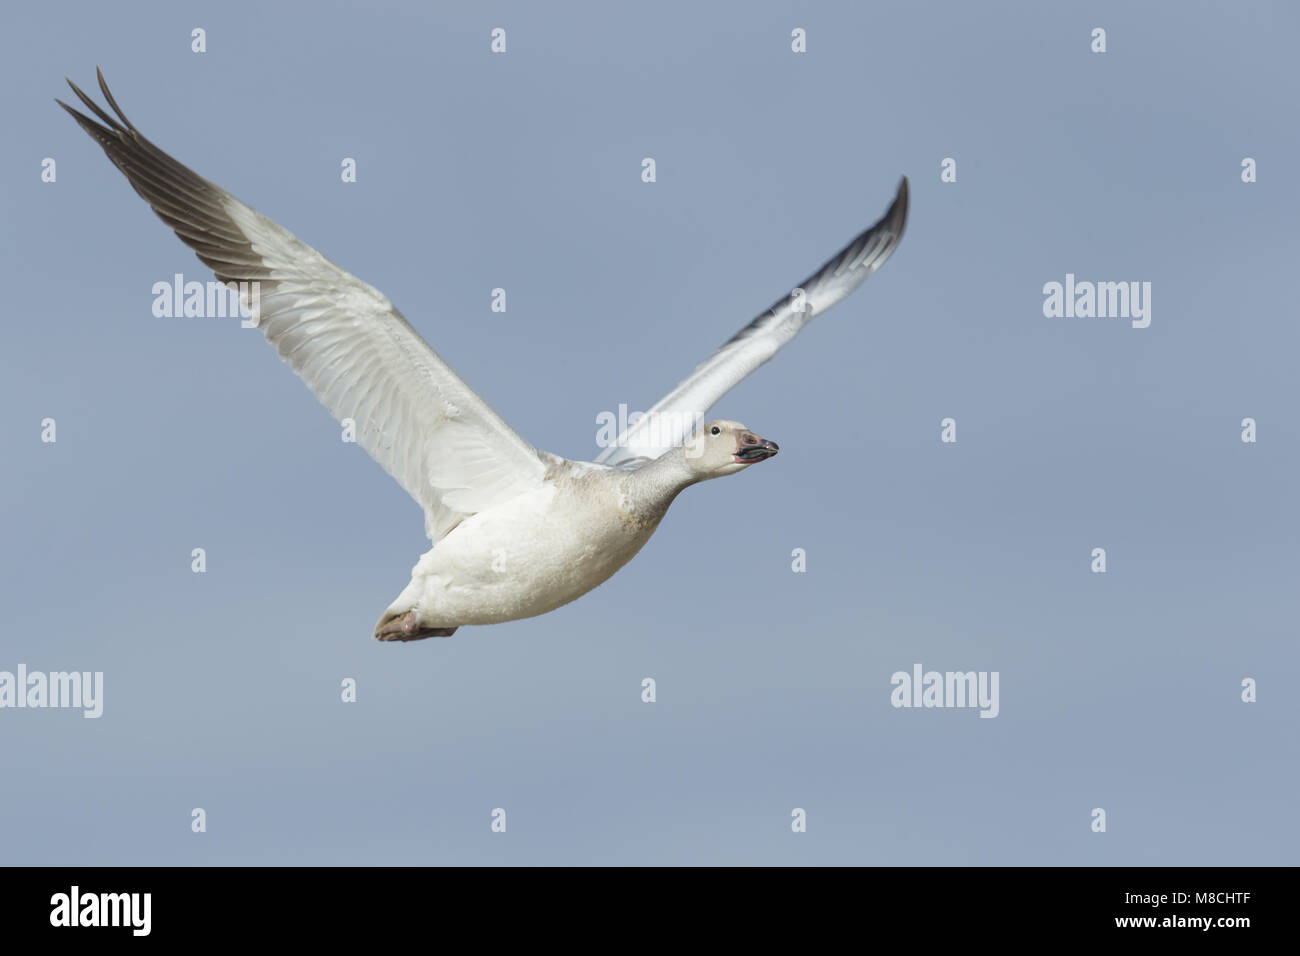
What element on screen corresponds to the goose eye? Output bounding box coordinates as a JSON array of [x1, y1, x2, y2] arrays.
[[710, 426, 720, 436]]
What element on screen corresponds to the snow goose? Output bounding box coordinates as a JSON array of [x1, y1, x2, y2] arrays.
[[58, 70, 908, 641]]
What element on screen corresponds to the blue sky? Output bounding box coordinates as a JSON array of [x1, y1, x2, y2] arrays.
[[1, 0, 1296, 864]]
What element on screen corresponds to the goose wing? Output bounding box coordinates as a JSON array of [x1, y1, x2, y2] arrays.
[[597, 177, 908, 467], [60, 69, 554, 542]]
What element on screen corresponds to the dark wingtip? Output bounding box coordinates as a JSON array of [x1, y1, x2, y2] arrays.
[[892, 175, 910, 235], [94, 66, 134, 129], [55, 95, 106, 140], [61, 73, 126, 133]]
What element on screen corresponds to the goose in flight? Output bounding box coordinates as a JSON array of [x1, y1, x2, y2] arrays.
[[59, 70, 908, 641]]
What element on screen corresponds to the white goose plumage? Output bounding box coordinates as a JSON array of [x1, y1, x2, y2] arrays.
[[60, 70, 907, 641]]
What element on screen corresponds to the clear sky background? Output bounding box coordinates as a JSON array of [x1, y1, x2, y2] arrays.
[[2, 0, 1297, 865]]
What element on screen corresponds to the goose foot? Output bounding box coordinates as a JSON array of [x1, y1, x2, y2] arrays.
[[374, 610, 459, 642]]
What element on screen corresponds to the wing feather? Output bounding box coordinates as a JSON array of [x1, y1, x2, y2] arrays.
[[597, 178, 908, 466], [60, 69, 553, 541]]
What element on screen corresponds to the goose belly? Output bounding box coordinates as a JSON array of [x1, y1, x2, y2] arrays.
[[409, 484, 663, 626]]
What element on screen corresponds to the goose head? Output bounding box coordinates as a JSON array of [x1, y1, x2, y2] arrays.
[[684, 420, 779, 479]]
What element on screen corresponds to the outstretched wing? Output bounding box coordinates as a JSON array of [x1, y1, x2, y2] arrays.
[[59, 69, 554, 541], [596, 178, 908, 467]]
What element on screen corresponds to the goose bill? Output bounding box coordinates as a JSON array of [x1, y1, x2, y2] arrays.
[[734, 437, 779, 463]]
